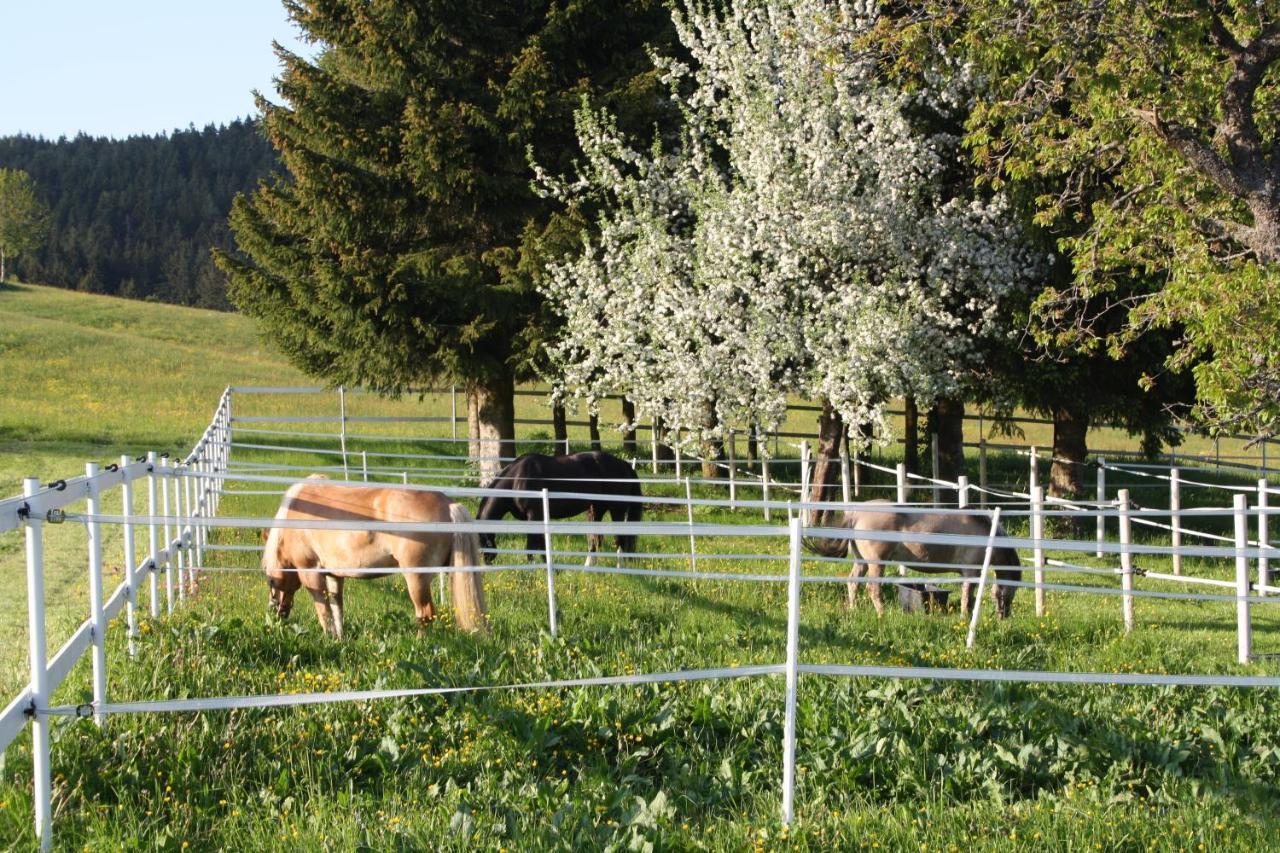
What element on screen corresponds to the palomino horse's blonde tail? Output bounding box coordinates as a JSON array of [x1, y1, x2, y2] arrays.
[[448, 502, 490, 633]]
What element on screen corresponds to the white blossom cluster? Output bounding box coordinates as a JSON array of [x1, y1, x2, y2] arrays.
[[538, 0, 1040, 449]]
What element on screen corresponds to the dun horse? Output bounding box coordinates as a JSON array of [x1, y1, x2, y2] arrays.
[[262, 478, 488, 637], [476, 451, 643, 563], [805, 500, 1022, 617]]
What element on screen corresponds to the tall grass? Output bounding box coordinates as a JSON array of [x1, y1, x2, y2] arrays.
[[3, 282, 1280, 849]]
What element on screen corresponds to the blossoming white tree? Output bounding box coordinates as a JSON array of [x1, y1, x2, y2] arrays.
[[540, 0, 1040, 472]]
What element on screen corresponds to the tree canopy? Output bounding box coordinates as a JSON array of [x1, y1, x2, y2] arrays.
[[541, 0, 1040, 448], [884, 0, 1280, 437]]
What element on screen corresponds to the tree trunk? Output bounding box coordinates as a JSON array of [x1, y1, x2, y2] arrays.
[[621, 398, 637, 455], [552, 402, 567, 448], [747, 422, 759, 468], [928, 398, 966, 505], [903, 396, 920, 475], [1051, 404, 1090, 501], [589, 412, 602, 451], [808, 399, 844, 524], [699, 401, 725, 480], [467, 374, 516, 486], [654, 416, 674, 462]]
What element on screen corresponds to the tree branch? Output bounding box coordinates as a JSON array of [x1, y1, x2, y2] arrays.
[[1131, 107, 1249, 199]]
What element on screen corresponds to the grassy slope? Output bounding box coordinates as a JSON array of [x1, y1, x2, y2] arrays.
[[2, 283, 1279, 849]]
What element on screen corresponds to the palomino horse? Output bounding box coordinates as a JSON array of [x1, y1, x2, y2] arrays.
[[262, 478, 488, 637], [805, 500, 1022, 618], [476, 451, 643, 563]]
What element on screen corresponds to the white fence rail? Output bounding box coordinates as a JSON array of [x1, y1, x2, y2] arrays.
[[4, 385, 1280, 849]]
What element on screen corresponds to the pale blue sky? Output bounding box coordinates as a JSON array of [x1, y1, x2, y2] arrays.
[[0, 1, 314, 139]]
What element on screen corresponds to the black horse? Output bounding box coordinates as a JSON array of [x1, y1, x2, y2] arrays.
[[476, 451, 643, 563]]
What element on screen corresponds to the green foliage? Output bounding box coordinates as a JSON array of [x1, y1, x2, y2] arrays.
[[885, 1, 1280, 435], [0, 122, 278, 308], [217, 0, 672, 392], [0, 168, 48, 281]]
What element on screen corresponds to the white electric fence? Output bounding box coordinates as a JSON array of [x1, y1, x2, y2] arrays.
[[3, 385, 1280, 849]]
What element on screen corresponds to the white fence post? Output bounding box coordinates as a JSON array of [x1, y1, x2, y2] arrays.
[[799, 442, 810, 522], [762, 455, 772, 522], [339, 385, 350, 480], [896, 463, 907, 504], [957, 475, 969, 509], [183, 463, 196, 593], [852, 444, 862, 498], [1235, 493, 1253, 664], [541, 489, 557, 638], [1032, 485, 1046, 618], [650, 421, 659, 475], [1257, 479, 1269, 597], [1028, 445, 1038, 495], [1170, 468, 1182, 576], [161, 464, 174, 614], [174, 466, 187, 602], [978, 438, 988, 509], [23, 478, 53, 851], [119, 455, 138, 658], [1119, 488, 1134, 633], [685, 477, 698, 573], [965, 508, 1003, 650], [450, 386, 457, 441], [728, 430, 737, 502], [1096, 458, 1107, 559], [781, 516, 803, 826], [85, 463, 107, 728], [362, 450, 369, 482], [840, 436, 851, 504], [147, 452, 160, 618]]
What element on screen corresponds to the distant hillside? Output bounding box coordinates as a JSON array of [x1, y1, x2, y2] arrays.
[[0, 120, 280, 309]]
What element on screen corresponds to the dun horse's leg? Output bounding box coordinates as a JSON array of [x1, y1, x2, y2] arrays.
[[866, 562, 885, 617], [324, 575, 344, 640], [961, 579, 976, 616], [845, 560, 865, 609]]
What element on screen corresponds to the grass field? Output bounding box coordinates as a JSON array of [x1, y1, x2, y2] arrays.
[[3, 282, 1280, 850]]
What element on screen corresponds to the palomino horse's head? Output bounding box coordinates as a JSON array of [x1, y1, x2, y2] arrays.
[[261, 527, 301, 619]]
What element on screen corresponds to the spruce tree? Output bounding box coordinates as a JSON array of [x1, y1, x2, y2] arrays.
[[215, 0, 671, 482]]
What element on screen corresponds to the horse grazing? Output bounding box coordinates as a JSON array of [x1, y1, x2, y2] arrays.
[[476, 451, 643, 563], [262, 478, 488, 637], [805, 500, 1022, 618]]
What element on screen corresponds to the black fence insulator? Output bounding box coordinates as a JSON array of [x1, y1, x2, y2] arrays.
[[43, 479, 66, 492], [16, 503, 31, 520], [135, 454, 147, 463], [105, 463, 119, 473]]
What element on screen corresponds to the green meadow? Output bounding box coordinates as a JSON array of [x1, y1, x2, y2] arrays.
[[2, 282, 1280, 850]]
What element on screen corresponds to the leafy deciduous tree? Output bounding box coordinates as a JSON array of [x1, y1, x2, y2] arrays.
[[0, 168, 49, 281]]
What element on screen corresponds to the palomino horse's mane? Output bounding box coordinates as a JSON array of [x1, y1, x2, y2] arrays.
[[262, 473, 328, 573]]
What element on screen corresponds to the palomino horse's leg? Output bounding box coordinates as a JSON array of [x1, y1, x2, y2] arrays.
[[324, 574, 344, 640], [404, 568, 437, 630], [306, 583, 336, 637]]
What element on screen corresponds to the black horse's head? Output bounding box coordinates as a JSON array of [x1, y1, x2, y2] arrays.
[[477, 530, 497, 564]]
